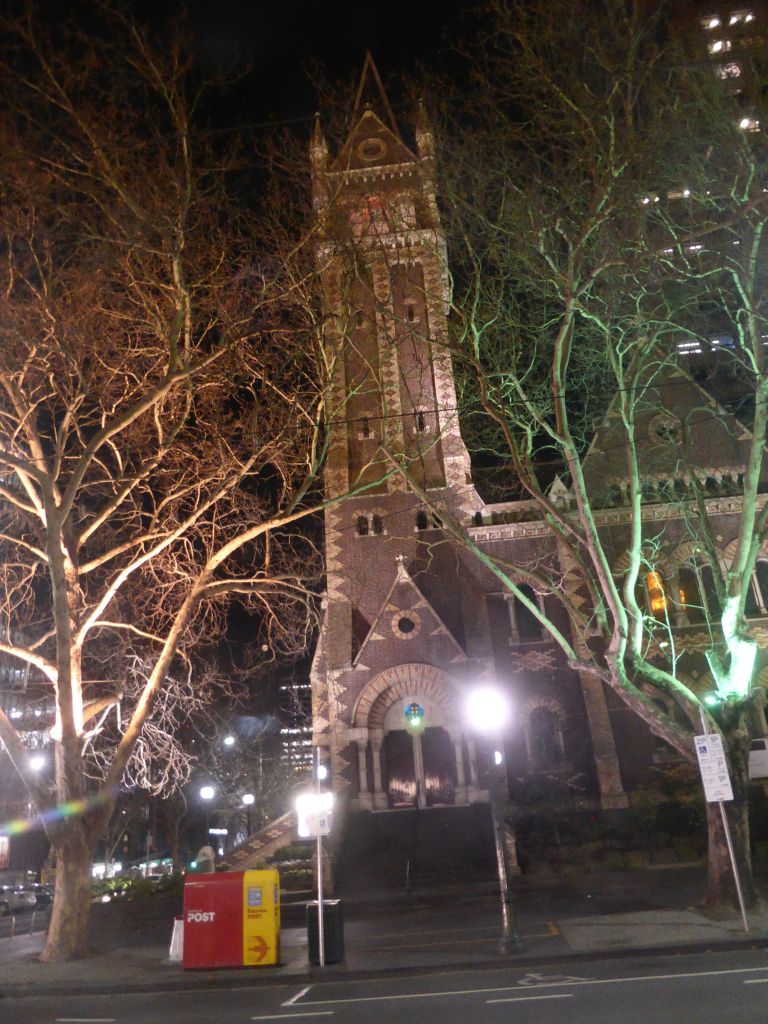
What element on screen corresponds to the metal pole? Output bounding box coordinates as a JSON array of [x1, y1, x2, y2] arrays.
[[718, 799, 749, 932], [487, 747, 522, 953], [315, 747, 325, 967], [699, 709, 749, 932]]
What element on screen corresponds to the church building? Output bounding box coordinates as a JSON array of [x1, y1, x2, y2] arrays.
[[308, 57, 768, 833]]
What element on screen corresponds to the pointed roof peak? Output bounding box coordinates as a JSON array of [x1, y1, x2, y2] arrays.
[[353, 51, 401, 140], [395, 552, 410, 580]]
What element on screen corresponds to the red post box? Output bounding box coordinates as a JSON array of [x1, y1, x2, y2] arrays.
[[183, 869, 280, 969]]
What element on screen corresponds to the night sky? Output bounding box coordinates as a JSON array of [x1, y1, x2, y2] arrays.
[[99, 0, 480, 131]]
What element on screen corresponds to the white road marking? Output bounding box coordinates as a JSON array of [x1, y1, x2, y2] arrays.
[[488, 993, 574, 1004], [518, 971, 589, 985], [283, 986, 312, 1006], [744, 979, 768, 984], [252, 1014, 333, 1020], [56, 1019, 117, 1022], [299, 964, 768, 1006]]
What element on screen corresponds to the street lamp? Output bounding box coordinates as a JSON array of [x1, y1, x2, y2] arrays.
[[223, 734, 236, 747], [242, 792, 255, 836], [199, 785, 215, 838], [464, 685, 522, 953], [28, 754, 46, 772]]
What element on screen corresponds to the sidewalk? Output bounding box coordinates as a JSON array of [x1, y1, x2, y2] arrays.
[[2, 868, 767, 998]]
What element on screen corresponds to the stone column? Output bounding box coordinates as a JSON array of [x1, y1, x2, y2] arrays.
[[578, 671, 629, 809], [371, 736, 386, 809], [453, 736, 466, 787], [356, 741, 369, 793], [355, 740, 372, 810], [467, 738, 479, 786]]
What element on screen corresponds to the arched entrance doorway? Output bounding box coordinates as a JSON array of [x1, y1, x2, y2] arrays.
[[351, 663, 474, 810], [382, 718, 456, 808]]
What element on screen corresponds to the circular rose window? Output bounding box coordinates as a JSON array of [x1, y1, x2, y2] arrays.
[[648, 413, 682, 445], [356, 137, 387, 162], [392, 610, 421, 639]]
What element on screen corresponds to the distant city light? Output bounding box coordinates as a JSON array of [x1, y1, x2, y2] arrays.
[[242, 793, 255, 806], [199, 785, 215, 800]]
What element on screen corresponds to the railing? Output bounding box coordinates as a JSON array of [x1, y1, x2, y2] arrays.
[[0, 909, 51, 940]]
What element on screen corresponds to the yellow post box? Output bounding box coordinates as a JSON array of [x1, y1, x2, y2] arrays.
[[242, 869, 280, 966]]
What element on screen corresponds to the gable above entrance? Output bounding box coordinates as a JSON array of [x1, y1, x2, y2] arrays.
[[353, 555, 467, 669], [352, 662, 461, 731]]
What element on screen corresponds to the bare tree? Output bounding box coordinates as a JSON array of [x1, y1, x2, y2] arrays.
[[384, 0, 768, 910], [0, 9, 380, 960]]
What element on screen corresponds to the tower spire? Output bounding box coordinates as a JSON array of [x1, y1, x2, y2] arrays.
[[352, 51, 401, 140]]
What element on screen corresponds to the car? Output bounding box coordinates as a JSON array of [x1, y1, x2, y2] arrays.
[[22, 883, 53, 907], [0, 885, 37, 915]]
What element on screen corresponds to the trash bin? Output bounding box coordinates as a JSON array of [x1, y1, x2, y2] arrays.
[[306, 899, 344, 964]]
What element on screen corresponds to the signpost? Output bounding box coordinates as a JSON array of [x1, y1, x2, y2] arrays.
[[694, 732, 748, 932], [295, 750, 335, 967]]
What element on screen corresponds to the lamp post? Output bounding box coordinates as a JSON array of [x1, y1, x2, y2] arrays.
[[465, 685, 522, 953], [242, 792, 255, 836], [199, 784, 215, 839]]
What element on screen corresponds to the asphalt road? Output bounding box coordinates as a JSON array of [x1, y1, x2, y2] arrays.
[[6, 948, 768, 1024]]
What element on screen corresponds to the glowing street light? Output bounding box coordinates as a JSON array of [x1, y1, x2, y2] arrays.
[[222, 734, 236, 747], [28, 754, 46, 772], [465, 686, 511, 735], [241, 791, 256, 837], [464, 684, 521, 953], [198, 784, 216, 839]]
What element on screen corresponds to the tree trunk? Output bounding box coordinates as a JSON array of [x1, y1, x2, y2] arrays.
[[41, 825, 94, 962], [703, 724, 758, 913]]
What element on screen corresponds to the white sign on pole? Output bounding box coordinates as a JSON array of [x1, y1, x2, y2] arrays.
[[694, 733, 734, 802], [295, 791, 335, 838]]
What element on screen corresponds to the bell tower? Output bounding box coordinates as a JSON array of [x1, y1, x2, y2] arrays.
[[311, 54, 473, 499], [310, 57, 487, 803]]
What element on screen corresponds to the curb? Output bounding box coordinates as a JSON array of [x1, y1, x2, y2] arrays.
[[3, 934, 768, 999]]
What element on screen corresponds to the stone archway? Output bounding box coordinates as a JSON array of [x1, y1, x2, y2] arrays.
[[350, 664, 475, 809]]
